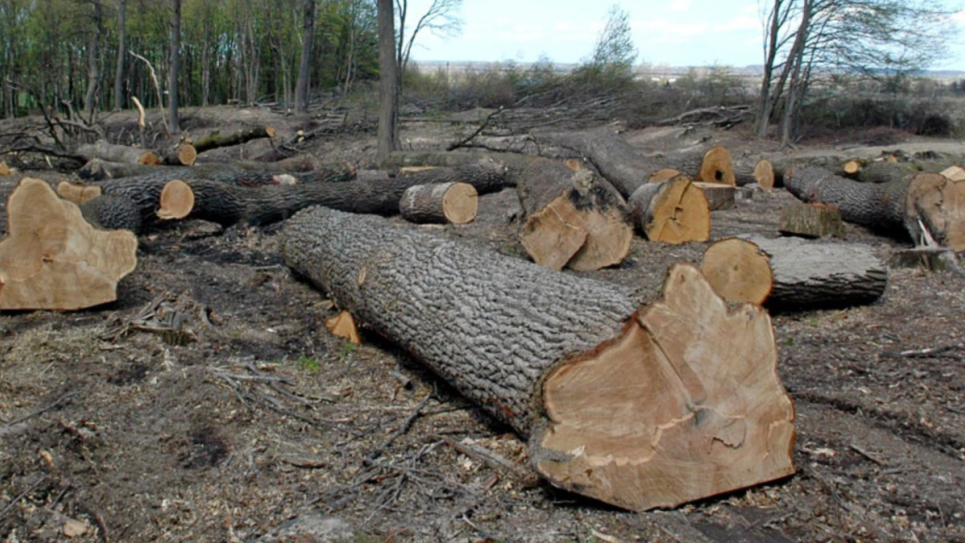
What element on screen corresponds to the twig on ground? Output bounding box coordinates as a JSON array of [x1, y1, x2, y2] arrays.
[[2, 391, 80, 429], [364, 391, 433, 466], [0, 475, 46, 520], [881, 344, 964, 359]]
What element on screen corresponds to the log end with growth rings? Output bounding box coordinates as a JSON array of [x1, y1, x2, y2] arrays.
[[698, 146, 736, 186], [534, 263, 796, 511], [158, 180, 195, 220], [630, 175, 711, 244], [700, 238, 774, 305]]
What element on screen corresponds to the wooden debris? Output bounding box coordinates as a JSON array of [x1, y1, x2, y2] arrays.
[[779, 202, 846, 239], [400, 182, 478, 225], [325, 311, 361, 344], [0, 178, 138, 310], [628, 175, 710, 243], [693, 181, 736, 211], [889, 247, 959, 272], [517, 158, 632, 271], [941, 165, 965, 182], [281, 207, 796, 511], [0, 161, 10, 176]]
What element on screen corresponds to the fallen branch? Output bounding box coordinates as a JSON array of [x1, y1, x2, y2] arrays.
[[446, 107, 504, 151]]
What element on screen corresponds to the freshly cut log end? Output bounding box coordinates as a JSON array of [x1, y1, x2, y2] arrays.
[[0, 178, 138, 310], [700, 238, 773, 305], [176, 144, 197, 166], [535, 263, 796, 511], [325, 310, 361, 344], [628, 175, 710, 244], [0, 161, 10, 176], [137, 150, 162, 166], [753, 159, 775, 190], [940, 165, 965, 182], [518, 199, 588, 271], [398, 166, 437, 176], [779, 202, 846, 239], [57, 181, 104, 205], [649, 168, 682, 183], [698, 145, 736, 186], [909, 173, 965, 252], [400, 182, 478, 225], [843, 159, 865, 176], [158, 180, 195, 220]]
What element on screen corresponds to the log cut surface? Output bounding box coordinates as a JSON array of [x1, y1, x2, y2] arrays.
[[0, 178, 138, 310], [629, 176, 710, 243]]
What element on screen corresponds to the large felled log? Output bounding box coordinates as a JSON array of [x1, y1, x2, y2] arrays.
[[517, 158, 632, 271], [701, 235, 887, 309], [400, 182, 478, 224], [0, 178, 138, 310], [191, 126, 277, 154], [76, 140, 161, 166], [280, 207, 795, 511], [628, 175, 710, 243]]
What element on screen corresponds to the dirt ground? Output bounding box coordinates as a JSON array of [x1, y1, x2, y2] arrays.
[[1, 104, 964, 543]]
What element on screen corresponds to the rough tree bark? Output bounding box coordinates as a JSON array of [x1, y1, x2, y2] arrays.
[[114, 0, 127, 111], [77, 140, 161, 166], [295, 0, 316, 113], [168, 0, 181, 133], [376, 0, 399, 163], [279, 206, 796, 511], [400, 182, 478, 224]]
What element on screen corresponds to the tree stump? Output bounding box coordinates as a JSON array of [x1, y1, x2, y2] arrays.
[[280, 206, 796, 511], [0, 178, 138, 310], [628, 175, 710, 243], [400, 182, 478, 224], [517, 158, 632, 271]]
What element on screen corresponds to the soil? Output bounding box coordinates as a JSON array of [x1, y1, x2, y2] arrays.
[[1, 104, 964, 543]]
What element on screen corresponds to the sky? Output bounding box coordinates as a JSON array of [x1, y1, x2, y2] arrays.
[[406, 0, 965, 72]]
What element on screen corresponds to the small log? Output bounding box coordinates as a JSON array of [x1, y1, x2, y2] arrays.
[[779, 202, 846, 239], [517, 158, 632, 271], [161, 143, 198, 166], [702, 235, 888, 309], [628, 175, 710, 244], [400, 182, 478, 225], [280, 206, 796, 511], [693, 182, 735, 211], [0, 178, 138, 310], [192, 126, 277, 154], [76, 140, 161, 166], [325, 311, 361, 344]]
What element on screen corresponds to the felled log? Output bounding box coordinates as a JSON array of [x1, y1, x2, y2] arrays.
[[400, 182, 478, 224], [161, 143, 198, 166], [384, 151, 541, 187], [397, 159, 506, 195], [701, 235, 887, 309], [192, 126, 277, 154], [79, 159, 158, 180], [694, 182, 735, 211], [0, 178, 138, 310], [690, 146, 736, 186], [628, 175, 710, 243], [779, 202, 846, 239], [280, 206, 796, 511], [517, 158, 632, 271], [77, 140, 161, 166], [853, 161, 922, 184]]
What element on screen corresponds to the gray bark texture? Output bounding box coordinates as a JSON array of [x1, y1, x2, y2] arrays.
[[536, 129, 672, 198], [785, 166, 915, 239], [77, 140, 158, 165], [79, 193, 143, 233], [279, 207, 638, 436], [742, 235, 888, 309]]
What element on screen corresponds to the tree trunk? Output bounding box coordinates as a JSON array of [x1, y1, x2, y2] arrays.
[[627, 175, 711, 243], [192, 126, 277, 154], [400, 182, 478, 224], [84, 0, 103, 117], [516, 158, 632, 271], [295, 0, 316, 113], [77, 140, 161, 165], [0, 178, 138, 310], [701, 236, 888, 309], [278, 207, 796, 511], [168, 0, 181, 133], [113, 0, 127, 111], [376, 0, 399, 163]]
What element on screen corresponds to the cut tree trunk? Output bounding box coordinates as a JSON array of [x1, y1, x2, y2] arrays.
[[907, 173, 965, 252], [694, 145, 736, 186], [77, 140, 161, 166], [192, 126, 277, 154], [701, 235, 888, 309], [516, 158, 632, 271], [161, 143, 198, 166], [779, 201, 846, 239], [0, 178, 138, 310], [628, 175, 710, 243], [80, 157, 354, 182], [400, 182, 478, 224], [280, 206, 796, 511], [693, 182, 735, 211]]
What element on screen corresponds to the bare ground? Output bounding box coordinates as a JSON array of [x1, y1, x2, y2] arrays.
[[1, 105, 964, 543]]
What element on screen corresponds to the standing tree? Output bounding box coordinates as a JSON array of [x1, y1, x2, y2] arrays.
[[295, 0, 315, 113], [586, 4, 637, 78], [113, 0, 127, 111], [376, 0, 399, 162], [168, 0, 181, 132], [83, 0, 104, 118]]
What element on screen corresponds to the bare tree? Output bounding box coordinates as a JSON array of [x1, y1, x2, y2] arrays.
[[377, 0, 399, 162], [113, 0, 127, 111], [395, 0, 463, 79], [83, 0, 104, 118], [169, 0, 181, 132], [295, 0, 315, 113]]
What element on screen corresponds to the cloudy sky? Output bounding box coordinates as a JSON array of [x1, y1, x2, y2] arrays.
[[406, 0, 965, 71]]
